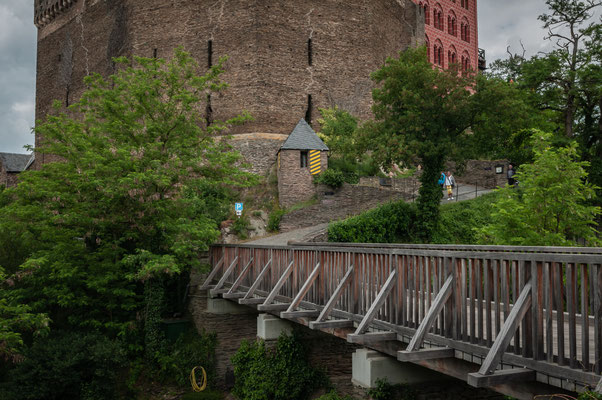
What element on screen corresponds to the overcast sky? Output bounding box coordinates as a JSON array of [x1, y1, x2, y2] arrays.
[[0, 1, 596, 154]]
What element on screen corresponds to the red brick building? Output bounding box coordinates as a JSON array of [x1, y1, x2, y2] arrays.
[[412, 0, 481, 72]]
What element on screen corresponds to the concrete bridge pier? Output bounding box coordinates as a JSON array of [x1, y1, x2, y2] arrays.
[[257, 313, 293, 340], [351, 348, 446, 388]]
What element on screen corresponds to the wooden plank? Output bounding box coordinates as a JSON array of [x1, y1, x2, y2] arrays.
[[210, 256, 239, 295], [398, 347, 454, 362], [405, 275, 454, 352], [592, 264, 602, 374], [468, 369, 535, 388], [477, 259, 484, 345], [478, 280, 532, 376], [239, 297, 267, 305], [354, 269, 397, 335], [281, 310, 320, 319], [567, 263, 577, 369], [555, 262, 565, 366], [286, 261, 321, 313], [485, 259, 492, 346], [315, 265, 354, 323], [595, 377, 602, 394], [347, 331, 397, 344], [531, 261, 543, 360], [545, 263, 553, 363], [581, 263, 590, 371], [257, 303, 291, 312], [309, 319, 354, 330], [243, 258, 272, 300], [199, 255, 224, 290], [262, 260, 294, 306], [227, 257, 254, 295], [222, 292, 245, 299]]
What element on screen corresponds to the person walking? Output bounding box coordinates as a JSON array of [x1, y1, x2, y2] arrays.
[[507, 164, 516, 186], [445, 171, 455, 200], [438, 171, 446, 198]]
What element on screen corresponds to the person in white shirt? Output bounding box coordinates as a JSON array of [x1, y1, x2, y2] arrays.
[[445, 171, 456, 200]]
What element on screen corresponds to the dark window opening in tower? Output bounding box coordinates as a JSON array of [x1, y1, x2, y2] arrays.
[[65, 86, 70, 107], [208, 40, 213, 68], [153, 48, 157, 59], [305, 94, 313, 126], [206, 94, 213, 127], [308, 38, 313, 66], [300, 151, 308, 168]]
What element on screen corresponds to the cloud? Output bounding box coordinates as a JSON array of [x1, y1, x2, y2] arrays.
[[0, 2, 36, 154]]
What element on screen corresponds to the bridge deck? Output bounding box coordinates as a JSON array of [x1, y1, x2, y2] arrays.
[[201, 243, 602, 397]]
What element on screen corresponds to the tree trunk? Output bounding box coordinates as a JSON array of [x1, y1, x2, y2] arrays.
[[415, 148, 446, 242]]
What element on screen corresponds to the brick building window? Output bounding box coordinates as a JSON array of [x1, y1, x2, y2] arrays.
[[448, 11, 457, 36], [433, 40, 443, 66], [461, 19, 470, 43], [461, 52, 471, 73], [425, 35, 430, 61], [448, 48, 457, 65], [433, 4, 443, 30], [300, 151, 308, 168], [461, 0, 469, 10]]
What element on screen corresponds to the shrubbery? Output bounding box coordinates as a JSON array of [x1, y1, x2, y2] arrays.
[[267, 208, 286, 232], [315, 169, 345, 189], [231, 332, 327, 400], [0, 331, 127, 400], [328, 201, 417, 243]]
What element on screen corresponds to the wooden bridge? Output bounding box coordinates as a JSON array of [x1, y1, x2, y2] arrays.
[[200, 242, 602, 398]]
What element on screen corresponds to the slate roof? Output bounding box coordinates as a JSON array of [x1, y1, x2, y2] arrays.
[[280, 119, 329, 151], [0, 152, 34, 172]]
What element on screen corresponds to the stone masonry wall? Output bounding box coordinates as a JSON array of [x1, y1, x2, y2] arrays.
[[33, 0, 423, 173], [280, 183, 414, 232], [278, 149, 328, 208], [451, 159, 509, 189]]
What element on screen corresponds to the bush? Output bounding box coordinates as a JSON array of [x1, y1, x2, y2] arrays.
[[180, 389, 224, 400], [267, 208, 286, 232], [315, 391, 353, 400], [315, 169, 345, 189], [230, 216, 250, 239], [367, 378, 416, 400], [0, 331, 127, 400], [231, 331, 327, 400], [432, 192, 498, 244], [328, 201, 417, 243]]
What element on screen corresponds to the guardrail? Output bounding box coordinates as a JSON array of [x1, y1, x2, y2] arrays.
[[202, 243, 602, 392]]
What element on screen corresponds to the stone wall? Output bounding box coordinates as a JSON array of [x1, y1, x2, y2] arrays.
[[279, 183, 414, 232], [451, 159, 508, 189], [0, 166, 20, 188], [33, 0, 423, 172], [278, 149, 328, 208]]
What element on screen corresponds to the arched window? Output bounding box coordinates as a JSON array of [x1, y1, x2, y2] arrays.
[[448, 45, 457, 66], [433, 40, 444, 67], [448, 11, 457, 36], [420, 1, 430, 25], [461, 0, 469, 10], [433, 3, 444, 31], [461, 51, 471, 73], [425, 35, 430, 62], [461, 18, 470, 42]]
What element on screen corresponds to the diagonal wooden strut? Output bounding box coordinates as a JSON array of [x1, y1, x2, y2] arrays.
[[199, 255, 225, 290], [354, 269, 398, 335], [405, 274, 454, 352], [468, 279, 533, 386], [242, 258, 272, 300], [210, 256, 239, 295], [227, 257, 254, 295], [285, 262, 321, 313], [261, 260, 295, 307], [596, 377, 602, 394], [312, 264, 354, 326]]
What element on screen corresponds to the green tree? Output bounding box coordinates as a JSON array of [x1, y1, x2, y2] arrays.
[[0, 49, 255, 339], [479, 130, 600, 246], [360, 47, 473, 241], [317, 107, 358, 159]]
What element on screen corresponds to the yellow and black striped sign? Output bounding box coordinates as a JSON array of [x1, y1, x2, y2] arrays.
[[309, 150, 321, 175]]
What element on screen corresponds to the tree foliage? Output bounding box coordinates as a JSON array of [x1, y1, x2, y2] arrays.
[[479, 130, 600, 246], [0, 49, 255, 347]]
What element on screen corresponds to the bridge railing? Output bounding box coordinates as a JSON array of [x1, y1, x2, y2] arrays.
[[205, 243, 602, 390]]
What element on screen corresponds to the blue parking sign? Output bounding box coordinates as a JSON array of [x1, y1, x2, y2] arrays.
[[235, 202, 243, 212]]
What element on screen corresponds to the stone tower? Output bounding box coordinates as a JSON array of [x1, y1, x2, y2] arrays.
[[33, 0, 424, 173]]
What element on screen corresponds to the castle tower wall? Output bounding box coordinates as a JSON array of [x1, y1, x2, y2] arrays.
[[33, 0, 424, 173]]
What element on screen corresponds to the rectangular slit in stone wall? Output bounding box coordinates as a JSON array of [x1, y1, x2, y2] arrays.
[[208, 40, 213, 68], [153, 48, 158, 58], [308, 38, 313, 66], [305, 94, 312, 125], [65, 86, 70, 107], [206, 93, 213, 127]]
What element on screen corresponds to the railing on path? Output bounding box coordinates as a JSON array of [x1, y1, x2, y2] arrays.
[[201, 242, 602, 393]]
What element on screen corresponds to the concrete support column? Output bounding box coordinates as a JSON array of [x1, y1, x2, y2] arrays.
[[257, 313, 293, 340], [352, 348, 442, 388], [206, 293, 255, 315]]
